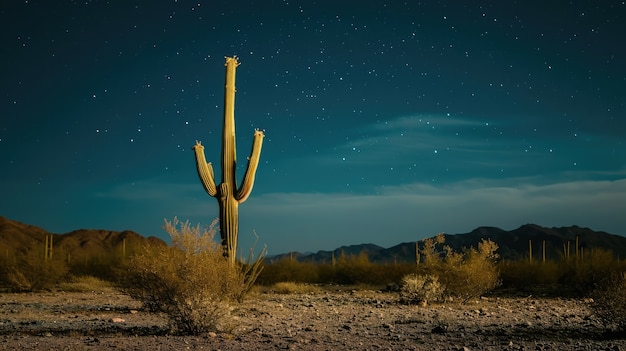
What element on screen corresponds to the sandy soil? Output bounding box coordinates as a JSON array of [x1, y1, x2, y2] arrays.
[[1, 287, 624, 350]]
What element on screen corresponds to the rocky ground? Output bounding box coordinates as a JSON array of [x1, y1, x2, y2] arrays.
[[0, 287, 625, 350]]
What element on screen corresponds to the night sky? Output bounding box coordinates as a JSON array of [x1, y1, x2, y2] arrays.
[[2, 1, 625, 255]]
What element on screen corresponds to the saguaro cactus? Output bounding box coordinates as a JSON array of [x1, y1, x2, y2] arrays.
[[193, 56, 264, 267]]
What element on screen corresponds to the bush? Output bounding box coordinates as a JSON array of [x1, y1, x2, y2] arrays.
[[257, 257, 320, 285], [117, 218, 254, 335], [399, 274, 443, 305], [500, 248, 625, 296], [0, 249, 68, 291], [417, 235, 500, 303], [443, 239, 501, 303], [499, 260, 561, 292], [591, 272, 626, 333], [333, 252, 376, 285], [558, 248, 621, 294]]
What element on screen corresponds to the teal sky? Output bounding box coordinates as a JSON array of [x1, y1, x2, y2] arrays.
[[1, 1, 625, 254]]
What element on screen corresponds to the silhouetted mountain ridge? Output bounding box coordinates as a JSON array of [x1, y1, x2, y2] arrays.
[[269, 224, 626, 264], [0, 216, 165, 259], [3, 217, 624, 265]]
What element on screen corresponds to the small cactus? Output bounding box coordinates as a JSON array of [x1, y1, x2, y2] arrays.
[[193, 56, 264, 266]]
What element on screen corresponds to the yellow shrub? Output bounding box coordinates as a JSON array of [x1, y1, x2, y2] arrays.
[[117, 218, 247, 335], [0, 249, 68, 291]]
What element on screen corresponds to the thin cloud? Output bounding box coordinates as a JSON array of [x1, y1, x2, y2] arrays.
[[310, 114, 536, 167], [240, 177, 626, 253], [91, 168, 626, 254]]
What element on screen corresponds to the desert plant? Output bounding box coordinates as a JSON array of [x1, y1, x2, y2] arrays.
[[193, 56, 264, 267], [234, 230, 267, 302], [57, 275, 111, 292], [420, 233, 446, 267], [591, 272, 626, 333], [0, 247, 69, 291], [258, 257, 417, 287], [558, 248, 621, 294], [415, 235, 500, 303], [399, 274, 444, 305], [271, 282, 322, 294], [333, 252, 376, 285], [443, 239, 501, 303], [499, 260, 561, 293], [257, 258, 321, 285], [500, 247, 625, 296], [117, 218, 247, 335]]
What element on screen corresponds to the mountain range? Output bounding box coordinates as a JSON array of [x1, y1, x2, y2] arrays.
[[268, 224, 626, 264], [2, 216, 625, 265], [0, 216, 165, 260]]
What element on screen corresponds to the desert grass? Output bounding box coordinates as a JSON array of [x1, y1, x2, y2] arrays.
[[269, 282, 323, 294], [57, 275, 111, 292]]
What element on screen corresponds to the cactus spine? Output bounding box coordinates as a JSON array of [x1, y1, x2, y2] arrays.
[[193, 56, 264, 267]]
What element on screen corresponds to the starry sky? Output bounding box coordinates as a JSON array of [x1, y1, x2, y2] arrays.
[[1, 1, 625, 255]]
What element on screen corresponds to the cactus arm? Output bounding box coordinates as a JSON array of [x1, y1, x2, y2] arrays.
[[236, 129, 264, 203], [192, 141, 217, 197]]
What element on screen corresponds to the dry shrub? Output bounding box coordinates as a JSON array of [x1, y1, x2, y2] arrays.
[[399, 274, 444, 305], [499, 260, 561, 292], [591, 272, 626, 333], [333, 252, 376, 285], [257, 258, 320, 285], [443, 239, 501, 303], [117, 218, 249, 335], [416, 234, 500, 303], [559, 248, 621, 294], [500, 248, 624, 296], [0, 249, 68, 291]]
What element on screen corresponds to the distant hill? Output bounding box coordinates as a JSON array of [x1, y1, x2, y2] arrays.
[[3, 217, 624, 266], [0, 216, 166, 260], [268, 224, 626, 264]]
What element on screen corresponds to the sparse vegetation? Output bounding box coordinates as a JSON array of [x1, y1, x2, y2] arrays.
[[259, 234, 500, 304], [500, 247, 625, 296], [591, 272, 626, 333], [116, 217, 263, 335], [270, 282, 322, 294], [57, 275, 111, 292], [443, 238, 501, 302], [258, 253, 415, 287], [411, 233, 501, 303], [0, 247, 69, 291], [399, 274, 443, 305]]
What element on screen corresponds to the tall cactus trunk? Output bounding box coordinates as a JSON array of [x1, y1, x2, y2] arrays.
[[218, 183, 240, 264], [193, 56, 264, 267]]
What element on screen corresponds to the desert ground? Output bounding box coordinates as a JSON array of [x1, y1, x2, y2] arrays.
[[1, 287, 624, 351]]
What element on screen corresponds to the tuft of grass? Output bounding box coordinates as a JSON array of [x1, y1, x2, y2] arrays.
[[270, 282, 322, 294], [58, 275, 111, 292]]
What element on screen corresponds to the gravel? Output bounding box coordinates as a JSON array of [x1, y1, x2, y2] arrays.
[[1, 288, 624, 350]]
